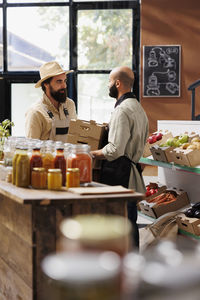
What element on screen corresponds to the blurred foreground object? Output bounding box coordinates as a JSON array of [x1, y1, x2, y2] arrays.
[[41, 251, 121, 300], [60, 214, 133, 256]]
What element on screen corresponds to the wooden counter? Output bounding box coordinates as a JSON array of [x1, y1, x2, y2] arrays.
[[0, 181, 144, 300]]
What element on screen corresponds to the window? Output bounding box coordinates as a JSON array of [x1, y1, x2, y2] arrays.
[[0, 0, 140, 136]]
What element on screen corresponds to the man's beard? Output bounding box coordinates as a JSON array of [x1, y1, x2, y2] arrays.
[[50, 85, 67, 103], [109, 83, 118, 99]]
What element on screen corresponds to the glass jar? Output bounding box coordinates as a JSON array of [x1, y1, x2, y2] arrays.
[[5, 166, 13, 183], [31, 167, 47, 189], [54, 142, 66, 186], [41, 251, 121, 300], [66, 168, 80, 188], [15, 148, 30, 187], [67, 144, 92, 183], [48, 168, 62, 190], [12, 147, 21, 185], [60, 214, 132, 257]]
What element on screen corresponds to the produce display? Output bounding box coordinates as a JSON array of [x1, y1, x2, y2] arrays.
[[145, 182, 158, 197], [159, 134, 200, 149], [147, 132, 163, 144], [145, 190, 177, 206], [149, 132, 200, 167], [185, 202, 200, 218]]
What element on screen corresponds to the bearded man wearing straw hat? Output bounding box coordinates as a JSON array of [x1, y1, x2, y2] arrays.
[[25, 61, 77, 142]]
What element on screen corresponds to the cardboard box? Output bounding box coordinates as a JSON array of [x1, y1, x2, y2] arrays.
[[68, 119, 107, 141], [177, 213, 200, 236], [145, 182, 167, 200], [170, 148, 200, 167], [66, 133, 100, 151], [143, 130, 173, 157], [150, 145, 174, 163], [139, 188, 190, 219], [138, 182, 166, 211]]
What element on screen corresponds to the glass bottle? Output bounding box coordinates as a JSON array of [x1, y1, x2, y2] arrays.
[[67, 144, 92, 183], [30, 144, 43, 172], [54, 142, 66, 186], [47, 168, 62, 190], [42, 141, 55, 172], [15, 148, 30, 187]]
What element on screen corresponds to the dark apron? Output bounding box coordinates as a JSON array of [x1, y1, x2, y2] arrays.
[[100, 155, 142, 188], [100, 156, 142, 248]]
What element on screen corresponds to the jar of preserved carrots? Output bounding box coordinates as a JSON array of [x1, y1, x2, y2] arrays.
[[47, 168, 62, 190], [54, 142, 66, 186], [67, 145, 92, 183], [66, 168, 80, 188], [31, 167, 47, 189]]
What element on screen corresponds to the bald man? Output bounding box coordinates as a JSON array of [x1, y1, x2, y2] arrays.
[[91, 66, 149, 249]]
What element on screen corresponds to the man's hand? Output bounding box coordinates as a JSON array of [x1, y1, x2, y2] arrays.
[[90, 149, 105, 160]]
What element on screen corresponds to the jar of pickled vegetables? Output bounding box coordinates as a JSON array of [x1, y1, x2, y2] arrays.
[[66, 168, 80, 188], [15, 148, 30, 187], [67, 145, 92, 183], [12, 147, 21, 185], [48, 168, 62, 190], [31, 167, 47, 189]]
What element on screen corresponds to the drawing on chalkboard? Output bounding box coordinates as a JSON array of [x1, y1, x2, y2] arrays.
[[143, 46, 181, 97]]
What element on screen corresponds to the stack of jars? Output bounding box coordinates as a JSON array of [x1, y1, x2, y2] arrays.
[[9, 138, 92, 190]]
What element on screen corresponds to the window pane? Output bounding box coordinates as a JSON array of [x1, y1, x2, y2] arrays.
[[78, 9, 132, 70], [11, 83, 43, 136], [0, 9, 3, 71], [78, 74, 115, 123], [74, 0, 126, 2], [7, 6, 69, 71], [8, 0, 67, 3]]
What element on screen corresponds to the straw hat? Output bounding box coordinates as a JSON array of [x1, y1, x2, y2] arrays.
[[35, 61, 73, 88]]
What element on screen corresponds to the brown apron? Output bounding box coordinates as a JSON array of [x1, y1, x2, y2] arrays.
[[45, 106, 70, 143]]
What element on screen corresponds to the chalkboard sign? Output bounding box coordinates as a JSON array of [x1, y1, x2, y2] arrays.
[[143, 45, 181, 97]]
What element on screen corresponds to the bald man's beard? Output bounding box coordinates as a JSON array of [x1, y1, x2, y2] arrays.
[[109, 83, 118, 99], [50, 85, 67, 103]]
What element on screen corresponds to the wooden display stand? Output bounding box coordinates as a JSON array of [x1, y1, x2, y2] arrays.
[[0, 181, 143, 300]]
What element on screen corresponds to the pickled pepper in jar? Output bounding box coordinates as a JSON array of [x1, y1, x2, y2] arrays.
[[67, 144, 92, 183], [54, 142, 66, 186]]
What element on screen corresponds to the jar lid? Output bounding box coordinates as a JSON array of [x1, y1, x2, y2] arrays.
[[67, 168, 80, 172], [48, 168, 61, 173], [70, 144, 91, 151], [33, 167, 46, 172]]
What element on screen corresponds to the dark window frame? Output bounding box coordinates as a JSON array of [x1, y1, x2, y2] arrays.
[[0, 0, 140, 122]]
